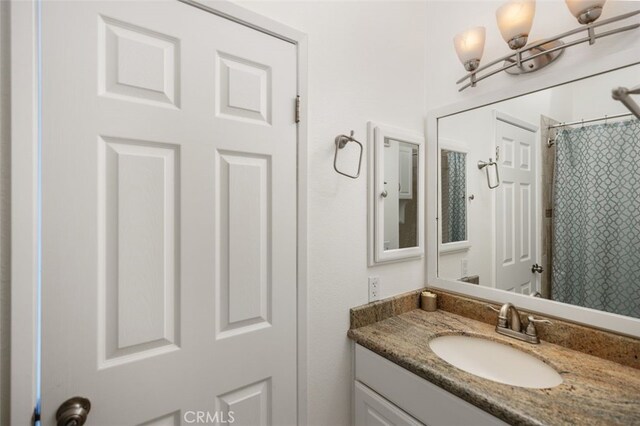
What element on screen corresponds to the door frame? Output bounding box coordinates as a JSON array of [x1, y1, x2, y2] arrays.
[[8, 1, 309, 424]]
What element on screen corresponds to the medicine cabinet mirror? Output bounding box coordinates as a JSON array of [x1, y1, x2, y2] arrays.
[[368, 122, 424, 264], [428, 61, 640, 336]]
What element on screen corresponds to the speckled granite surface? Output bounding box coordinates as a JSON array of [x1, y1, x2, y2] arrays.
[[430, 289, 640, 370], [351, 288, 640, 370], [348, 309, 640, 425], [350, 289, 422, 329]]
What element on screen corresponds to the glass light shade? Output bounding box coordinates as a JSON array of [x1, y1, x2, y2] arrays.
[[453, 26, 486, 67], [565, 0, 606, 18], [496, 0, 536, 44]]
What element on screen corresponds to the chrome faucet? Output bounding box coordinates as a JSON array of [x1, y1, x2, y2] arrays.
[[497, 302, 521, 331], [487, 303, 552, 344]]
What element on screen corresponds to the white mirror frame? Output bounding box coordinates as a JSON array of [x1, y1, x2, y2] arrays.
[[368, 122, 425, 265], [438, 139, 471, 254], [426, 52, 640, 338]]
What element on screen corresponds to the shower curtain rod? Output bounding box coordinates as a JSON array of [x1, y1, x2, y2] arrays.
[[547, 112, 634, 130], [546, 112, 636, 147]]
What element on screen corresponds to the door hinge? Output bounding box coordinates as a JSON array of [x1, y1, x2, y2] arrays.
[[295, 95, 301, 124]]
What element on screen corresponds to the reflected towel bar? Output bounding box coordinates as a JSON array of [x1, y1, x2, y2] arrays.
[[478, 159, 500, 189], [478, 146, 500, 189]]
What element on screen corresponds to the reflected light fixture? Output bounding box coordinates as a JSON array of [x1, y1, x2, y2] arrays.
[[455, 0, 639, 91]]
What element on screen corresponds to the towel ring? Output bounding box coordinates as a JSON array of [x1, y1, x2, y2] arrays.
[[478, 158, 500, 189], [333, 130, 363, 179]]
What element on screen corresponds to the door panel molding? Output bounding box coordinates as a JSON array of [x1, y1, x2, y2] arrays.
[[8, 1, 309, 424], [494, 112, 538, 295]]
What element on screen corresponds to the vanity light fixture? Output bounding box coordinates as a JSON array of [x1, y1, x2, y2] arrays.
[[453, 26, 487, 87], [496, 0, 536, 51], [566, 0, 607, 44], [566, 0, 607, 25], [455, 0, 640, 91]]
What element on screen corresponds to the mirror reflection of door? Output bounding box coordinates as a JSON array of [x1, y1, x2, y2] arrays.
[[494, 114, 539, 295], [383, 138, 419, 250]]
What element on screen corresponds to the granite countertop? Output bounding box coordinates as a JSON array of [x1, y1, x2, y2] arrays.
[[348, 308, 640, 426]]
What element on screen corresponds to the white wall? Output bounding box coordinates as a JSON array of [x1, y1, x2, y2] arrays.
[[569, 64, 640, 118], [234, 2, 427, 425]]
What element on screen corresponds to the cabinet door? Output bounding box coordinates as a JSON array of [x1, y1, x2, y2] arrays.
[[355, 344, 507, 426], [355, 382, 423, 426]]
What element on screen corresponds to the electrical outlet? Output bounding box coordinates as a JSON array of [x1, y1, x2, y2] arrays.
[[368, 276, 380, 302], [461, 259, 468, 277]]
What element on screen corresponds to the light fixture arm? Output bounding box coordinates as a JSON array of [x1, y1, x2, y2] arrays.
[[456, 9, 640, 92]]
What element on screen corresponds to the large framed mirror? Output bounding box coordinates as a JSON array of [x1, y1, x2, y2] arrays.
[[427, 61, 640, 337], [368, 122, 425, 264]]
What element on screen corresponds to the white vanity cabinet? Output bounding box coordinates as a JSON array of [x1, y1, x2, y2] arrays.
[[354, 344, 507, 426], [355, 382, 422, 426]]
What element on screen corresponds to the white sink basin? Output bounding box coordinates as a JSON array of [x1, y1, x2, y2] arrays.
[[429, 335, 563, 389]]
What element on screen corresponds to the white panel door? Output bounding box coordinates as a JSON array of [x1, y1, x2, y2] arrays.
[[41, 2, 297, 425], [495, 116, 538, 294]]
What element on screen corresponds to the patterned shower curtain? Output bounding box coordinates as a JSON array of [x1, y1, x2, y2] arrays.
[[446, 151, 467, 242], [552, 120, 640, 318]]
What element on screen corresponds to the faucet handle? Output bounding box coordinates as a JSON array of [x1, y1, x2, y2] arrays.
[[486, 304, 508, 328], [486, 304, 500, 313], [525, 315, 552, 337], [527, 315, 552, 325]]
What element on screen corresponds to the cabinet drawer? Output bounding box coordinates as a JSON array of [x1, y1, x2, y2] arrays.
[[355, 344, 506, 426], [355, 381, 423, 426]]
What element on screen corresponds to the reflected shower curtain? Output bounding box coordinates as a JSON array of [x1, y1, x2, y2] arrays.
[[552, 120, 640, 318], [447, 151, 466, 242]]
